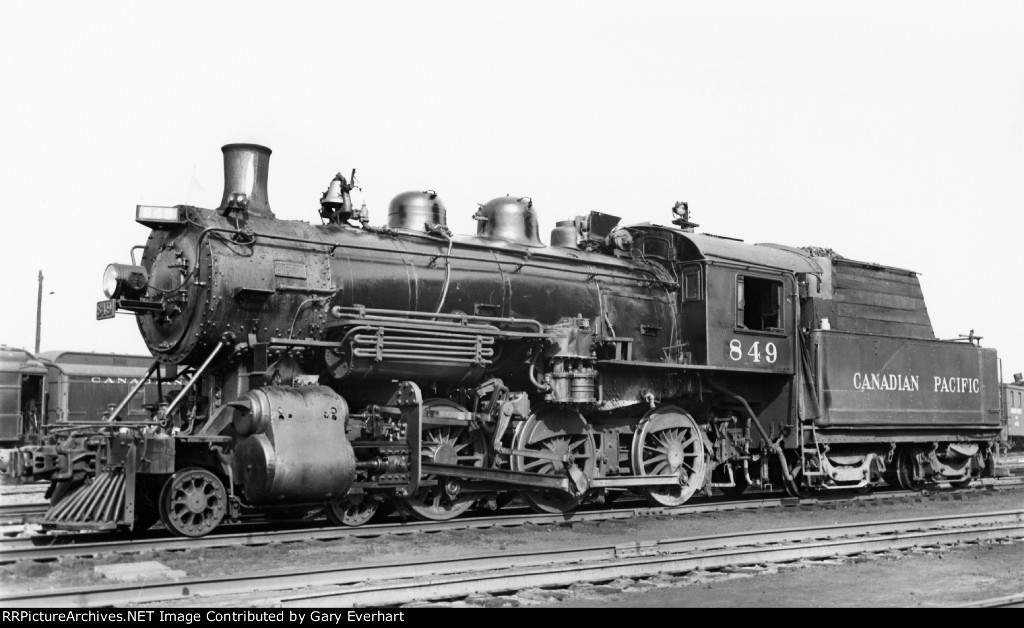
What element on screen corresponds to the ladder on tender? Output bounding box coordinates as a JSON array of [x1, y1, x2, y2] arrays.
[[800, 422, 826, 477]]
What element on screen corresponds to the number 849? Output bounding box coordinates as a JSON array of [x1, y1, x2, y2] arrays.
[[729, 339, 777, 364]]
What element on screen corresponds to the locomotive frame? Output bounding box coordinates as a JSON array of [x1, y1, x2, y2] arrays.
[[6, 144, 1004, 536]]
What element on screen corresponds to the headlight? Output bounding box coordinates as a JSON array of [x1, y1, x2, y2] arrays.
[[103, 264, 149, 299], [102, 264, 120, 298]]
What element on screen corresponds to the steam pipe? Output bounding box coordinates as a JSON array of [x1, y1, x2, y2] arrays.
[[434, 231, 454, 314], [164, 341, 227, 419], [529, 353, 552, 392]]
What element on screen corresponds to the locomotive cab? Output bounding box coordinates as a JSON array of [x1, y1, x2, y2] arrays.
[[627, 226, 813, 374]]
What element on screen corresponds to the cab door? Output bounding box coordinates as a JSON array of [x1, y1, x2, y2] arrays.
[[675, 263, 707, 365]]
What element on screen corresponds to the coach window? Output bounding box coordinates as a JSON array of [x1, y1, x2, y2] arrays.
[[736, 275, 783, 331]]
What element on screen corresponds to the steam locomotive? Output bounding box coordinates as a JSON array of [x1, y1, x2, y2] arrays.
[[6, 144, 1003, 537]]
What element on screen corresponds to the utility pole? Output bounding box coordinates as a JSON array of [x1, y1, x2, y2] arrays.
[[35, 270, 43, 354]]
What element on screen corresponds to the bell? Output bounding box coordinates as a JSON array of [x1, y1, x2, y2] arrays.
[[320, 173, 348, 209], [319, 172, 354, 223]]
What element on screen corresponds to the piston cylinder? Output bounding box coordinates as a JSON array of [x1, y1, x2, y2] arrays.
[[233, 386, 355, 503]]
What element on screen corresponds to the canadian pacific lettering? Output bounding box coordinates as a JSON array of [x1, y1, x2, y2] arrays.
[[852, 372, 980, 394], [933, 376, 981, 394], [852, 372, 919, 392]]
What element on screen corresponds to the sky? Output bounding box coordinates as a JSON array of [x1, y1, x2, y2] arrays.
[[0, 1, 1021, 376]]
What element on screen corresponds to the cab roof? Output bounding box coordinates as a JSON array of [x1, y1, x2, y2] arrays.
[[628, 223, 823, 275]]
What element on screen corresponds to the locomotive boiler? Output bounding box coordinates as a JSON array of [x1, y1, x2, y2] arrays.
[[7, 144, 1003, 536]]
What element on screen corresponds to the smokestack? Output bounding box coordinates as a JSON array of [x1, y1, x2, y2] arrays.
[[219, 143, 275, 219]]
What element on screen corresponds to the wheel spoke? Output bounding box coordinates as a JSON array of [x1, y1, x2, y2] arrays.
[[644, 452, 668, 465], [650, 460, 670, 475], [524, 458, 551, 471]]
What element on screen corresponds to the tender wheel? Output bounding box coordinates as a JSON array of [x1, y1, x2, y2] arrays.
[[511, 406, 596, 514], [401, 399, 487, 521], [326, 494, 380, 527], [631, 406, 707, 507], [894, 447, 925, 490], [158, 467, 227, 537], [950, 452, 983, 489]]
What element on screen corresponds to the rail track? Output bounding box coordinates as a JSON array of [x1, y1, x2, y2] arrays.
[[0, 493, 835, 562], [954, 592, 1024, 608], [999, 453, 1024, 469], [0, 503, 47, 526], [0, 484, 48, 497], [1, 477, 1021, 565], [1, 509, 1020, 608]]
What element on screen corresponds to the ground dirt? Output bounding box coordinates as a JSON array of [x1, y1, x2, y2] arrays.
[[519, 539, 1024, 608]]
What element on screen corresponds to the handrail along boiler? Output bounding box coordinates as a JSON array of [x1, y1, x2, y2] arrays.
[[7, 144, 1003, 535]]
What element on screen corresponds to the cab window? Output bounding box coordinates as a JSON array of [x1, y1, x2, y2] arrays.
[[737, 275, 783, 331], [683, 267, 702, 300], [641, 237, 670, 259]]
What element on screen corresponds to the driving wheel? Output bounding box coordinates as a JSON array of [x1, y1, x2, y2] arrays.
[[630, 406, 707, 506], [400, 399, 487, 521], [511, 406, 595, 514]]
